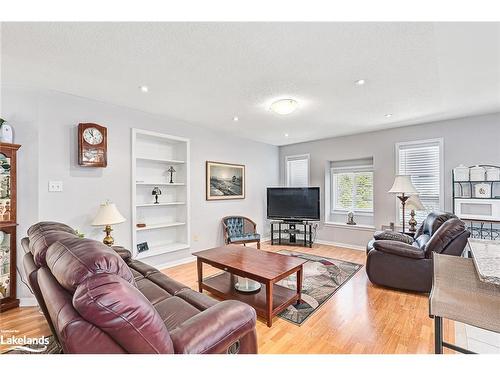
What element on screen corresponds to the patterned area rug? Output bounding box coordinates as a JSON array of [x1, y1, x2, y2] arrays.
[[277, 250, 362, 325]]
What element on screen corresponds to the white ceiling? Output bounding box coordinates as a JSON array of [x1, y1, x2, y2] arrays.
[[1, 22, 499, 145]]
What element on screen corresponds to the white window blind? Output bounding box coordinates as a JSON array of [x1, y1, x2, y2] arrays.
[[286, 155, 309, 187], [397, 139, 443, 224]]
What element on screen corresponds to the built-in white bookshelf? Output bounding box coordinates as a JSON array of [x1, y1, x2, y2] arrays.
[[131, 129, 190, 260]]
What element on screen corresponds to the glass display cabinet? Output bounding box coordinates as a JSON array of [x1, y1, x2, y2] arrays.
[[0, 142, 21, 312]]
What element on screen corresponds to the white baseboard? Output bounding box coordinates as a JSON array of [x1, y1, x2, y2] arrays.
[[314, 239, 366, 251], [156, 256, 196, 271], [19, 297, 38, 307]]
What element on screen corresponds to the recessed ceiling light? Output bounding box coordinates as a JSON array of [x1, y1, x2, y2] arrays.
[[284, 133, 289, 137], [270, 99, 299, 115], [139, 85, 149, 93], [384, 113, 393, 118], [355, 79, 366, 86], [233, 116, 239, 122]]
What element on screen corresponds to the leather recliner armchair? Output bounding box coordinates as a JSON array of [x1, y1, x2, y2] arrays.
[[366, 212, 470, 293], [22, 222, 258, 354]]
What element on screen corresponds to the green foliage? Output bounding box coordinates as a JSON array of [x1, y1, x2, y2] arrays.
[[336, 172, 373, 210]]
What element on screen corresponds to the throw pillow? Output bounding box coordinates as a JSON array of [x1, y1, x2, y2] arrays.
[[374, 230, 413, 244]]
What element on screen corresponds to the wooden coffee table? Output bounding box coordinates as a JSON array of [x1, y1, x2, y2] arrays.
[[193, 246, 306, 327]]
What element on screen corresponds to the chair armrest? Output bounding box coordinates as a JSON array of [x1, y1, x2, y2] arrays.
[[170, 300, 256, 354], [372, 240, 425, 259]]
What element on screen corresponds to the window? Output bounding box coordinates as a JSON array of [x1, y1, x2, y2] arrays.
[[396, 138, 443, 224], [333, 171, 374, 212], [330, 158, 374, 214], [285, 154, 310, 187]]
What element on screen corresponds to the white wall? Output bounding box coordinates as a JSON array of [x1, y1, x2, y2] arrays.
[[1, 86, 279, 303], [279, 113, 500, 248]]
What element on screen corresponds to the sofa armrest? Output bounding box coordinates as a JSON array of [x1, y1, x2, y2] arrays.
[[111, 246, 132, 260], [372, 240, 425, 259], [170, 300, 257, 354]]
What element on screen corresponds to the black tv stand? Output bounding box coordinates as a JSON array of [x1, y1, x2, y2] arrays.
[[270, 220, 313, 248]]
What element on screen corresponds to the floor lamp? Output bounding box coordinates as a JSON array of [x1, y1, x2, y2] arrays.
[[388, 175, 419, 233]]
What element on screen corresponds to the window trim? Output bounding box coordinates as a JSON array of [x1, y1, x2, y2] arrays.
[[285, 154, 310, 187], [394, 138, 444, 223], [330, 165, 374, 215]]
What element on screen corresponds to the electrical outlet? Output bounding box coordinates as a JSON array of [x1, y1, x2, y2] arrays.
[[193, 234, 199, 242], [48, 181, 63, 192]]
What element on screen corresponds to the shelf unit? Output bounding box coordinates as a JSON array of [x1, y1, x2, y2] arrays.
[[452, 165, 500, 240], [131, 129, 190, 260]]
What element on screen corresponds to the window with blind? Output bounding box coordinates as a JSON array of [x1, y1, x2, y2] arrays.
[[396, 139, 443, 224], [331, 158, 374, 214], [285, 154, 310, 187]]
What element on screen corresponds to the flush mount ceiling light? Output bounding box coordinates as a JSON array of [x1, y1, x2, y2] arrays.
[[284, 133, 289, 137], [354, 79, 366, 86], [139, 85, 149, 93], [384, 113, 393, 118], [270, 99, 299, 115], [233, 116, 239, 122]]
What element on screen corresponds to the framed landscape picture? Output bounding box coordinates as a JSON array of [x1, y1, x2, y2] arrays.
[[206, 161, 245, 200]]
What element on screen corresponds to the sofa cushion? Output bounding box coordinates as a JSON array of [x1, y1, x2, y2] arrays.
[[424, 218, 467, 257], [154, 296, 201, 331], [422, 212, 456, 236], [73, 273, 174, 354], [147, 272, 189, 295], [135, 278, 173, 305], [46, 237, 135, 293], [126, 259, 160, 277], [229, 233, 261, 242], [28, 222, 78, 267], [176, 289, 218, 311]]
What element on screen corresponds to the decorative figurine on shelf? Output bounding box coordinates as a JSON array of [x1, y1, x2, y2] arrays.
[[167, 166, 176, 184], [0, 118, 14, 143], [346, 211, 356, 225], [152, 186, 162, 204]]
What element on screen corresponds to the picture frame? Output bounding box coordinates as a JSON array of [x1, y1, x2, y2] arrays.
[[137, 242, 149, 253], [206, 161, 245, 200]]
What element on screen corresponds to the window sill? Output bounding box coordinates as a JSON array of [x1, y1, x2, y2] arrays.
[[323, 222, 376, 231], [331, 210, 374, 217]]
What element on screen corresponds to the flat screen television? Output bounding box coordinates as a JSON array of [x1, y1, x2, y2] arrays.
[[267, 187, 320, 221]]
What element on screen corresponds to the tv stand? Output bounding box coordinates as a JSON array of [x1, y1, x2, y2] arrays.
[[270, 221, 313, 248]]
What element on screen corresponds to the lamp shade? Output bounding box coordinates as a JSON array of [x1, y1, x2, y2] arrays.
[[91, 202, 126, 226], [406, 195, 426, 210], [388, 175, 419, 195]]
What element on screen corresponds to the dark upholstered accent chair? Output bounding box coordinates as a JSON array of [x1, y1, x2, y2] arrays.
[[22, 221, 258, 354], [222, 216, 261, 249], [366, 212, 470, 293]]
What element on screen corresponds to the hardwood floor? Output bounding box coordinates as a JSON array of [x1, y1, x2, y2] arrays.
[[0, 242, 455, 354]]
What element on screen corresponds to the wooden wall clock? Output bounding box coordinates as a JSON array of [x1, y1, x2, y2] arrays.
[[78, 123, 107, 167]]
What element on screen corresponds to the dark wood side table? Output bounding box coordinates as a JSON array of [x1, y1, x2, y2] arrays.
[[193, 246, 307, 327]]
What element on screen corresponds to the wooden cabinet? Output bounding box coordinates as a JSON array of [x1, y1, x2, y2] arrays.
[[0, 142, 21, 312]]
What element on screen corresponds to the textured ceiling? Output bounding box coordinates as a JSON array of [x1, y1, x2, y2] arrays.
[[1, 22, 499, 145]]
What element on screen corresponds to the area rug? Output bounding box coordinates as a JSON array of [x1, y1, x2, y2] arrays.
[[276, 250, 362, 325]]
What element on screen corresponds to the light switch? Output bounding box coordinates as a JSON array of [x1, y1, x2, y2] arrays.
[[48, 181, 63, 192]]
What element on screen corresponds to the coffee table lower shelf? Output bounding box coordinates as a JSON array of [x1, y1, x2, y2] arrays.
[[201, 272, 299, 327]]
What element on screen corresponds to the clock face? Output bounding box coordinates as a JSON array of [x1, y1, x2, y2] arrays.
[[83, 127, 103, 145]]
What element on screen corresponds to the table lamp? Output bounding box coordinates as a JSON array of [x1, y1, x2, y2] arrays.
[[388, 175, 419, 233], [91, 201, 126, 246], [152, 186, 162, 204], [406, 195, 425, 232]]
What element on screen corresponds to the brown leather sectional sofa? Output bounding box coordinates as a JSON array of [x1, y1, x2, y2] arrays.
[[22, 221, 258, 354]]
